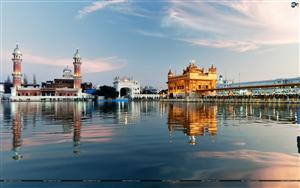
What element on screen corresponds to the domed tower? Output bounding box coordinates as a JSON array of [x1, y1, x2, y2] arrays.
[[73, 49, 82, 89], [12, 44, 22, 88], [168, 69, 174, 78], [208, 64, 217, 74]]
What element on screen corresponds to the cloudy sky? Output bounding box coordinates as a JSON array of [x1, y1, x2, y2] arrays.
[[1, 0, 299, 89]]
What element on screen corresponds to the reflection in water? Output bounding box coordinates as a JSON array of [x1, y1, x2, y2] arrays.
[[297, 136, 300, 154], [216, 103, 299, 123], [297, 107, 300, 124], [95, 101, 159, 125], [7, 102, 161, 158], [194, 149, 300, 180], [1, 101, 298, 185], [165, 103, 299, 145], [167, 103, 217, 145], [10, 102, 85, 158], [12, 109, 22, 160], [7, 102, 299, 157], [73, 103, 81, 155]]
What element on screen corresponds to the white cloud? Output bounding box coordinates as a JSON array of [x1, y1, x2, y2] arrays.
[[161, 0, 299, 52], [3, 50, 126, 73], [136, 30, 167, 38], [77, 0, 127, 18]]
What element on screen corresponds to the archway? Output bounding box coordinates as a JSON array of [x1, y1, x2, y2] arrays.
[[120, 87, 131, 98]]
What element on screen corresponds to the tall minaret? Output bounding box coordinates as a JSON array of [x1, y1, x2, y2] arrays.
[[73, 49, 82, 89], [12, 44, 22, 88]]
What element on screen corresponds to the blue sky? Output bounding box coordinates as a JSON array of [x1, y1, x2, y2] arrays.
[[1, 0, 299, 89]]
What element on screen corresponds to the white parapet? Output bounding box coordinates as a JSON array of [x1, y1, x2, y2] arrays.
[[132, 94, 160, 99], [10, 94, 94, 102]]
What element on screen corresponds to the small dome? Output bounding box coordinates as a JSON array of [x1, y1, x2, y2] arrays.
[[63, 66, 72, 73], [63, 66, 73, 78], [74, 49, 81, 59], [190, 59, 196, 65], [13, 44, 22, 56]]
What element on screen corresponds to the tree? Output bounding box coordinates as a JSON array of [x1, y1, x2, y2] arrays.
[[33, 74, 37, 85], [141, 86, 158, 94], [6, 75, 11, 84], [4, 76, 12, 93], [96, 85, 119, 99]]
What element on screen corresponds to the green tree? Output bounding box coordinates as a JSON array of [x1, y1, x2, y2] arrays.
[[4, 76, 12, 93], [96, 85, 119, 99], [5, 75, 11, 84]]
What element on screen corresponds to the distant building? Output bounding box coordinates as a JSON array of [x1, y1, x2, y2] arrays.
[[216, 76, 300, 96], [216, 75, 233, 88], [113, 76, 140, 98], [167, 60, 217, 97], [10, 44, 86, 101]]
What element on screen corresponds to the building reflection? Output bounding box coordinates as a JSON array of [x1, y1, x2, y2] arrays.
[[297, 136, 300, 154], [9, 102, 87, 158], [167, 103, 217, 145], [12, 108, 22, 160], [95, 101, 160, 125], [7, 101, 298, 159], [73, 103, 81, 155], [216, 103, 299, 123], [10, 102, 40, 160]]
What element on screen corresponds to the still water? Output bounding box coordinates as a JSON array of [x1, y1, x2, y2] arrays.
[[0, 102, 299, 187]]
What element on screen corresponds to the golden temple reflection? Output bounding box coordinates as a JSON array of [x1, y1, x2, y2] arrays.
[[167, 103, 217, 145]]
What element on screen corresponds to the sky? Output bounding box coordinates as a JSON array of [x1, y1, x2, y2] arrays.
[[0, 0, 299, 89]]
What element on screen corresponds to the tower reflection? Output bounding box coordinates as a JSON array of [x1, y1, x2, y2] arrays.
[[9, 102, 87, 158], [73, 103, 82, 155], [167, 103, 217, 145], [12, 108, 22, 160]]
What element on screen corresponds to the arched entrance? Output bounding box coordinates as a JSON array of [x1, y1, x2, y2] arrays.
[[120, 87, 131, 98], [113, 77, 141, 98]]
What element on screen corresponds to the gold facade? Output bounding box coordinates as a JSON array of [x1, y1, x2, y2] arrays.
[[167, 61, 217, 97]]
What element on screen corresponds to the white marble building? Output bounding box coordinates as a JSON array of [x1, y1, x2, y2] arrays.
[[113, 76, 140, 98]]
